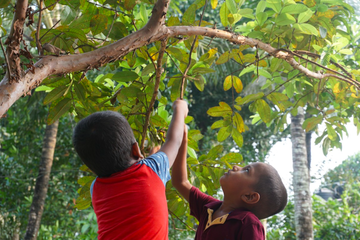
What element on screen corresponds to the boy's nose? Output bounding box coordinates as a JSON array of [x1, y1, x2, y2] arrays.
[[233, 165, 240, 171]]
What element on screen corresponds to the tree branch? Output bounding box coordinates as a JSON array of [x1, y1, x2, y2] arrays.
[[140, 39, 167, 153], [0, 38, 11, 80], [1, 1, 357, 116], [5, 0, 28, 83]]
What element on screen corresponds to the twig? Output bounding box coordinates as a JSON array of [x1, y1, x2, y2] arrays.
[[98, 11, 117, 47], [36, 0, 43, 54], [86, 0, 130, 16], [39, 19, 60, 44], [279, 49, 353, 81], [140, 39, 168, 152], [33, 0, 60, 14], [168, 210, 196, 232], [0, 38, 11, 79], [180, 0, 209, 99]]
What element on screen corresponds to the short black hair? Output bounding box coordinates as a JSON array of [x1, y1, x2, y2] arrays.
[[72, 111, 136, 177], [253, 165, 288, 219]]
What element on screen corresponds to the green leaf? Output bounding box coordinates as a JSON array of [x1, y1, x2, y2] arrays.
[[122, 86, 142, 98], [233, 76, 243, 93], [61, 6, 77, 25], [78, 176, 96, 186], [104, 22, 128, 39], [226, 0, 237, 14], [302, 115, 322, 132], [285, 82, 295, 98], [187, 146, 197, 158], [256, 12, 268, 26], [217, 126, 232, 142], [207, 102, 232, 117], [233, 112, 245, 133], [211, 120, 224, 129], [216, 51, 231, 65], [194, 75, 205, 91], [232, 128, 244, 148], [322, 137, 331, 156], [317, 3, 328, 13], [192, 67, 216, 74], [74, 82, 86, 102], [298, 9, 313, 23], [167, 16, 180, 26], [74, 198, 91, 210], [0, 0, 11, 7], [239, 65, 256, 77], [235, 92, 264, 105], [211, 0, 218, 9], [282, 4, 308, 14], [183, 4, 197, 24], [47, 98, 71, 125], [319, 26, 327, 38], [294, 23, 319, 36], [338, 49, 353, 55], [113, 71, 139, 82], [220, 2, 230, 27], [207, 145, 223, 160], [256, 1, 267, 15], [258, 69, 272, 78], [43, 85, 68, 105], [140, 3, 149, 22], [266, 0, 282, 13], [254, 99, 271, 123], [90, 14, 108, 36], [275, 13, 296, 26], [326, 123, 337, 141], [220, 152, 243, 164], [223, 75, 233, 91]]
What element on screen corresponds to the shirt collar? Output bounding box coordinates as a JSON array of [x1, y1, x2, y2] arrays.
[[204, 201, 256, 221]]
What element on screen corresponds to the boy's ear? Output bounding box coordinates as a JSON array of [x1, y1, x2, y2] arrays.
[[241, 192, 260, 205], [131, 142, 144, 160]]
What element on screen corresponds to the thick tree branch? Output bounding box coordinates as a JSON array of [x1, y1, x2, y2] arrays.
[[5, 0, 28, 83], [0, 0, 357, 117]]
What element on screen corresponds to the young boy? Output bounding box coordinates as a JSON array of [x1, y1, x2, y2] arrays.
[[73, 99, 188, 240], [172, 128, 288, 240]]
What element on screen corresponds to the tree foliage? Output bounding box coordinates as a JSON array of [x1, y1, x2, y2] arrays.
[[1, 0, 360, 237]]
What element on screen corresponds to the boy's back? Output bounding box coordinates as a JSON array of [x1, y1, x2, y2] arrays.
[[92, 152, 169, 240]]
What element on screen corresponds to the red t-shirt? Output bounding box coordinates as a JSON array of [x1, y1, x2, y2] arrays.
[[91, 152, 170, 240], [189, 187, 265, 240]]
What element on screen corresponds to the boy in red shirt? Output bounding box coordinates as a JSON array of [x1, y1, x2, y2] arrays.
[[172, 128, 288, 240], [73, 99, 188, 240]]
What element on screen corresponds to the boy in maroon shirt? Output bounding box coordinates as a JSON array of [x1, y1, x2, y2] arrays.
[[172, 128, 288, 240]]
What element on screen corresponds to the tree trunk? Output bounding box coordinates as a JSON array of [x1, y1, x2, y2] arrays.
[[291, 107, 313, 240], [24, 120, 59, 240], [305, 131, 312, 171]]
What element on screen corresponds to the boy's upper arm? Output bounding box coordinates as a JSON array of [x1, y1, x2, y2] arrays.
[[159, 141, 180, 167], [139, 152, 171, 185]]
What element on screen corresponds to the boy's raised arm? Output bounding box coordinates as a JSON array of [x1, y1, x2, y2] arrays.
[[159, 99, 188, 167], [171, 126, 192, 202]]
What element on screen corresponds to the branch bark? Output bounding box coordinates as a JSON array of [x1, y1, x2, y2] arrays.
[[0, 0, 357, 117]]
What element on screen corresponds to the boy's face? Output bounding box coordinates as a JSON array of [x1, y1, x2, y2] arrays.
[[220, 162, 269, 198]]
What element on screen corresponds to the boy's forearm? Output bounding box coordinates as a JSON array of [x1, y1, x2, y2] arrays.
[[171, 134, 192, 202]]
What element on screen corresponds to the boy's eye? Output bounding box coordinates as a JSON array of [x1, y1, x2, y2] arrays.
[[245, 168, 250, 173]]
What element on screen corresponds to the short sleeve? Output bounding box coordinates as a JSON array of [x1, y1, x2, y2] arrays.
[[189, 186, 218, 221], [138, 151, 170, 186]]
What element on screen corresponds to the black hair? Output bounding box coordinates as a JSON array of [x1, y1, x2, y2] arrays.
[[253, 165, 288, 219], [72, 111, 136, 177]]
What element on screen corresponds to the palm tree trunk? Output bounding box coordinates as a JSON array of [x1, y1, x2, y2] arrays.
[[291, 107, 313, 240], [24, 120, 59, 240]]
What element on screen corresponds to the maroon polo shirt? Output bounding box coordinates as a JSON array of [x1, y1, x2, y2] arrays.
[[189, 187, 265, 240]]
